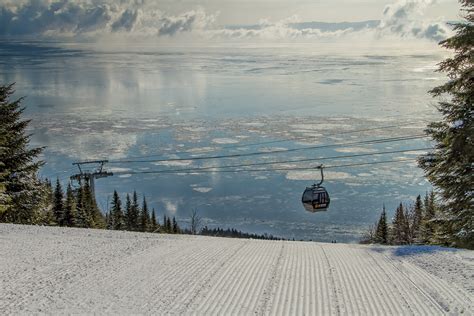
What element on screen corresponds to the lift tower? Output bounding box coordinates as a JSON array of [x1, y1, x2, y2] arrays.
[[70, 160, 113, 201]]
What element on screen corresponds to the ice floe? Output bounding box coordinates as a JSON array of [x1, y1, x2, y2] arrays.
[[192, 187, 213, 193]]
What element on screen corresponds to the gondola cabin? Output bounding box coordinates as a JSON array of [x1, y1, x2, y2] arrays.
[[302, 184, 330, 212]]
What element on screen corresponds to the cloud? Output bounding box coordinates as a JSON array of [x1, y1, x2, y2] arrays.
[[377, 0, 451, 41], [111, 9, 138, 32], [211, 0, 451, 41], [0, 0, 215, 37], [208, 17, 357, 40], [158, 9, 215, 36], [0, 0, 452, 41]]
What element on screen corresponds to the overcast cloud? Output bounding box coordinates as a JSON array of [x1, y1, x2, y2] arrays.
[[0, 0, 454, 41]]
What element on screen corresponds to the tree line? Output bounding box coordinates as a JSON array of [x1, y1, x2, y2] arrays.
[[200, 226, 283, 240], [50, 178, 182, 234], [4, 173, 183, 234], [361, 192, 447, 246]]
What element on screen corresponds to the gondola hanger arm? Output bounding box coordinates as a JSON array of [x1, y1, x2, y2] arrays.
[[314, 164, 324, 186]]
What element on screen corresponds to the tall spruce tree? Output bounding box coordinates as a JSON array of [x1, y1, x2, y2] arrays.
[[418, 1, 473, 249], [166, 216, 172, 233], [129, 191, 140, 231], [83, 181, 105, 228], [392, 203, 410, 245], [172, 217, 179, 234], [0, 133, 9, 216], [139, 196, 150, 232], [106, 211, 112, 229], [0, 83, 45, 224], [74, 183, 89, 228], [53, 178, 64, 226], [412, 195, 424, 243], [110, 190, 124, 230], [150, 208, 158, 232], [163, 214, 168, 233], [124, 193, 132, 230], [63, 183, 76, 227], [375, 205, 388, 244], [39, 178, 56, 225]]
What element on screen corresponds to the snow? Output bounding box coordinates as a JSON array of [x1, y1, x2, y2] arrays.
[[0, 224, 472, 315], [453, 120, 464, 128]]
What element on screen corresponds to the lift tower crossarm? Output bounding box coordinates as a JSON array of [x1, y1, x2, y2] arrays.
[[70, 160, 113, 202]]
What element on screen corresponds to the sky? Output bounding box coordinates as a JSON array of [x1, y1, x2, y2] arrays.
[[0, 0, 460, 42], [161, 0, 459, 24]]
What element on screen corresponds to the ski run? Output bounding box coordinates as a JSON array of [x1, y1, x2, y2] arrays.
[[0, 224, 472, 315]]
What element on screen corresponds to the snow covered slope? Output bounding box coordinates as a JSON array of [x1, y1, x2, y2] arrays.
[[0, 224, 472, 315]]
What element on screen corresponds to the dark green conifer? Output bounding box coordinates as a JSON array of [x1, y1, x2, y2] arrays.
[[418, 0, 474, 248], [124, 193, 132, 230], [129, 191, 140, 231], [53, 178, 64, 226], [139, 196, 149, 232], [63, 183, 76, 226], [172, 217, 179, 234], [75, 183, 91, 228], [375, 205, 388, 244], [0, 83, 45, 224], [83, 181, 105, 228], [110, 190, 124, 230], [411, 195, 423, 243], [392, 203, 410, 245], [39, 178, 55, 225], [0, 132, 9, 216], [106, 211, 112, 229], [150, 208, 158, 232], [165, 215, 172, 233]]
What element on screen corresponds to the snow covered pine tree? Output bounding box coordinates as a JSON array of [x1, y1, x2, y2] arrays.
[[418, 0, 474, 249]]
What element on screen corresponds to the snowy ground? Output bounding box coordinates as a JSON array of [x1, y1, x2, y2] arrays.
[[0, 224, 472, 315]]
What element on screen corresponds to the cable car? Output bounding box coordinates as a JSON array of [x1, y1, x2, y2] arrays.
[[302, 165, 330, 212]]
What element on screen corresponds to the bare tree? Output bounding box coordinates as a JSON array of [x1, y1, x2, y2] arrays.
[[360, 223, 377, 244], [190, 208, 202, 235]]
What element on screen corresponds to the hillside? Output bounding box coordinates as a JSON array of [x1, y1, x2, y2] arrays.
[[0, 224, 472, 315]]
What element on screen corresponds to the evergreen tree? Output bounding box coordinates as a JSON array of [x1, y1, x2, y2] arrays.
[[411, 195, 424, 243], [163, 214, 168, 233], [139, 196, 150, 232], [172, 216, 179, 234], [83, 181, 105, 228], [106, 211, 112, 229], [110, 190, 124, 230], [129, 191, 140, 231], [422, 191, 450, 245], [0, 132, 9, 216], [39, 178, 55, 225], [124, 193, 132, 230], [375, 205, 388, 244], [0, 83, 45, 224], [167, 216, 172, 233], [53, 178, 64, 226], [418, 1, 474, 248], [164, 215, 172, 233], [75, 183, 91, 228], [392, 203, 410, 245], [63, 183, 76, 227], [150, 208, 158, 232]]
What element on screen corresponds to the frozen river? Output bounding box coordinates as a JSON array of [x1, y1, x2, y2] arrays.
[[0, 41, 446, 241]]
